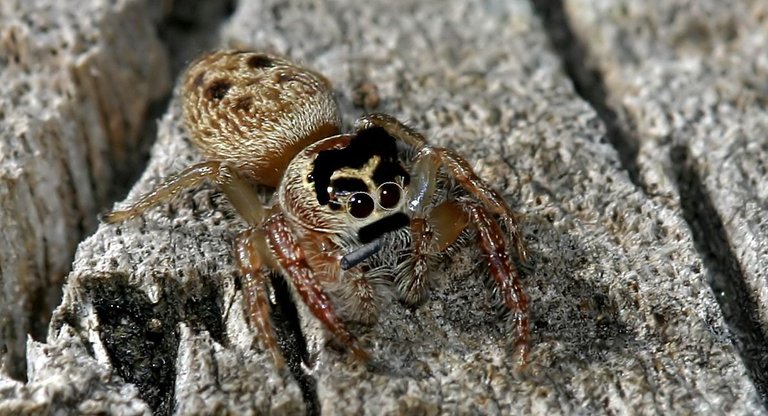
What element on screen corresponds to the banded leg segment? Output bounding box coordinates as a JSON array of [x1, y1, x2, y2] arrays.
[[235, 229, 283, 368], [102, 160, 266, 226], [303, 236, 380, 325], [464, 203, 529, 363], [396, 201, 469, 305], [264, 213, 369, 360]]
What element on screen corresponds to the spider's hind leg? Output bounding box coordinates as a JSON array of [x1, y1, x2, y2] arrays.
[[235, 229, 284, 368], [102, 161, 266, 226]]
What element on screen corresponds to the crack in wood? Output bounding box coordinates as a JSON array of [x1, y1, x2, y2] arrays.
[[532, 0, 644, 191], [533, 0, 768, 408], [269, 273, 321, 416], [670, 144, 768, 407]]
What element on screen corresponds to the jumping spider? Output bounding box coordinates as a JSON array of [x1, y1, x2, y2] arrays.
[[103, 50, 529, 368]]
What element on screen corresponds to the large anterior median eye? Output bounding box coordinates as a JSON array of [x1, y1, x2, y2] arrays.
[[347, 192, 375, 218], [377, 182, 402, 209]]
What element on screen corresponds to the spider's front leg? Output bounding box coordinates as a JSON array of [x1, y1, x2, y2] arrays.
[[407, 199, 530, 364], [355, 113, 528, 262], [304, 236, 382, 325], [263, 213, 369, 361]]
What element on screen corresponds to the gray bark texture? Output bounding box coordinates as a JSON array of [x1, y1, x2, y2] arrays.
[[0, 0, 169, 381], [2, 0, 767, 415]]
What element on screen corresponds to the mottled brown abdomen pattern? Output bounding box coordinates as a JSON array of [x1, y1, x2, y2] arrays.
[[182, 50, 342, 187]]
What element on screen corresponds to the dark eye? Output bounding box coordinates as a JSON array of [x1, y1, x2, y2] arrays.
[[377, 182, 402, 209], [347, 193, 375, 218]]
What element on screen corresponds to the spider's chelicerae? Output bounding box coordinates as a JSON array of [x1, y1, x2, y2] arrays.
[[103, 50, 530, 367]]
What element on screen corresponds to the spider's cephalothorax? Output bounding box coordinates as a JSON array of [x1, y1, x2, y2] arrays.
[[281, 127, 410, 239], [103, 50, 530, 368]]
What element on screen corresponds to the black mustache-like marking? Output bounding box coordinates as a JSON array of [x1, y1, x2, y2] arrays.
[[358, 212, 410, 244], [341, 212, 410, 270]]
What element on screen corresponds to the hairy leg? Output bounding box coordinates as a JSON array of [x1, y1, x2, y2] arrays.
[[264, 213, 369, 360], [395, 201, 468, 305], [463, 202, 529, 365], [356, 113, 527, 262], [304, 236, 381, 325], [333, 267, 380, 325], [235, 229, 283, 368], [395, 218, 433, 305], [102, 160, 266, 226]]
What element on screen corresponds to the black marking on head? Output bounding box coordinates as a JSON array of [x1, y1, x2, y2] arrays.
[[204, 79, 231, 100], [372, 162, 410, 186], [331, 177, 368, 194], [311, 127, 410, 205], [358, 212, 410, 244], [247, 54, 274, 68]]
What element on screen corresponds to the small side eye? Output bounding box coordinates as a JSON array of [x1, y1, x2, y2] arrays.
[[347, 193, 375, 218], [377, 182, 402, 209]]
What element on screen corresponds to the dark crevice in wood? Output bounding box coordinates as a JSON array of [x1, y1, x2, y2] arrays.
[[532, 0, 644, 191], [86, 274, 180, 416], [670, 145, 768, 407], [270, 274, 321, 416]]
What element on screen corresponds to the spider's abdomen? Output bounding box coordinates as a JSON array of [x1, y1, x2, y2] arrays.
[[181, 50, 341, 187]]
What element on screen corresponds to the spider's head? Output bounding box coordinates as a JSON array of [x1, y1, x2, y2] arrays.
[[280, 127, 411, 241]]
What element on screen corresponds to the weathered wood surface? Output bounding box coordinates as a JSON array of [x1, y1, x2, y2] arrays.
[[2, 0, 767, 414], [0, 0, 169, 381], [562, 0, 768, 401]]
